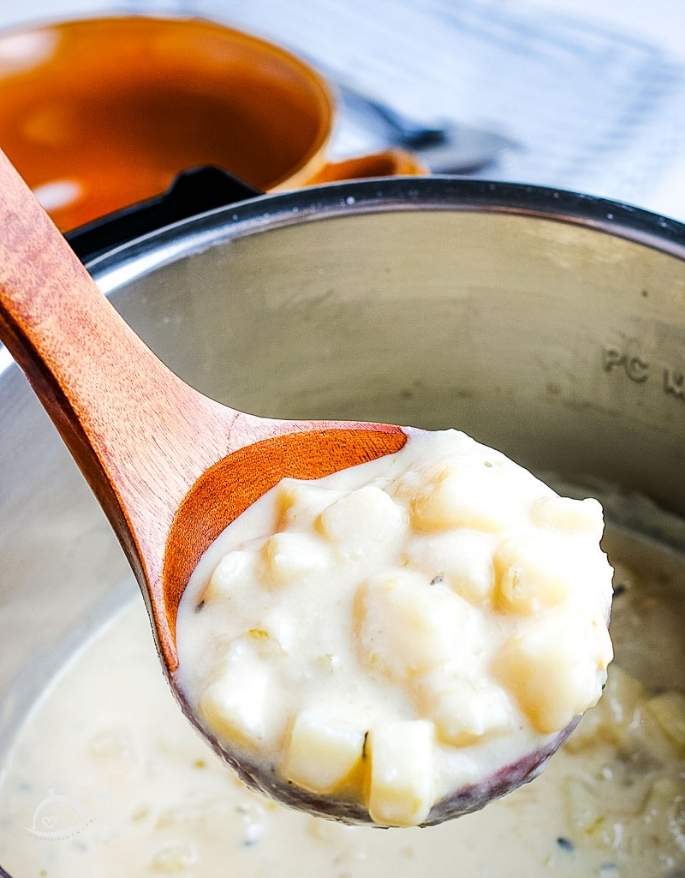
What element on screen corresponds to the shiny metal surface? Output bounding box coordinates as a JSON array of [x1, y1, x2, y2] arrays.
[[1, 178, 684, 846]]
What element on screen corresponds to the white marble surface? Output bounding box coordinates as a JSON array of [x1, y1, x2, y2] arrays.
[[3, 0, 685, 222]]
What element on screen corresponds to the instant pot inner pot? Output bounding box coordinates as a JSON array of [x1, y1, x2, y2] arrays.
[[120, 210, 685, 508], [1, 206, 684, 832]]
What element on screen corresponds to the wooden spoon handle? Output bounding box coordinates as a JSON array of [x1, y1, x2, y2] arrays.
[[0, 151, 406, 670], [0, 149, 232, 583]]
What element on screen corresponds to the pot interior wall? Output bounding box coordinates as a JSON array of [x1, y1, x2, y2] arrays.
[[1, 207, 684, 732], [122, 210, 685, 503]]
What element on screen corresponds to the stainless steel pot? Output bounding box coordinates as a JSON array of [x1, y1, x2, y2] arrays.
[[1, 177, 684, 876]]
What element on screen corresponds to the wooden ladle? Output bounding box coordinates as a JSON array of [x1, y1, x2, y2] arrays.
[[0, 150, 572, 825]]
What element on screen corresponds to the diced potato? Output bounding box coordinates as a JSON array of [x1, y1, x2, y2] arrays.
[[391, 437, 483, 499], [564, 665, 641, 752], [630, 702, 681, 764], [199, 659, 272, 751], [563, 705, 604, 752], [262, 532, 330, 586], [494, 534, 573, 615], [495, 629, 603, 733], [283, 709, 365, 794], [409, 460, 519, 533], [366, 720, 434, 826], [414, 670, 513, 746], [317, 486, 406, 559], [205, 550, 253, 600], [405, 530, 496, 605], [276, 479, 343, 530], [646, 690, 685, 750], [531, 495, 604, 540], [355, 570, 475, 680], [598, 665, 640, 727], [639, 775, 685, 859], [643, 776, 683, 821]]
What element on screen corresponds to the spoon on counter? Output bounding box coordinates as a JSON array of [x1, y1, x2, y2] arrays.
[[0, 149, 574, 826], [330, 77, 519, 174]]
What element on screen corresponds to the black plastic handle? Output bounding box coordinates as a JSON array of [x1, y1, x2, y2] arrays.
[[66, 166, 262, 264]]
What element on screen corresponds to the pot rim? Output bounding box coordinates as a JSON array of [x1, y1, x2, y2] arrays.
[[2, 176, 684, 379], [87, 176, 685, 297]]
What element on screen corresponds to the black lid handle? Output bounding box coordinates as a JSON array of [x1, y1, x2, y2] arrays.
[[66, 167, 262, 264]]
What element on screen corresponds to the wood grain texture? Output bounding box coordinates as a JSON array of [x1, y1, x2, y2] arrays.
[[164, 427, 405, 645], [0, 148, 405, 673]]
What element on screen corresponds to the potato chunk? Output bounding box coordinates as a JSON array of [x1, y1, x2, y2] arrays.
[[494, 534, 572, 614], [641, 776, 685, 854], [367, 720, 434, 826], [415, 670, 513, 746], [262, 532, 330, 586], [409, 460, 519, 533], [496, 628, 604, 733], [283, 709, 365, 794], [646, 690, 685, 750], [199, 658, 273, 751], [205, 550, 252, 600], [564, 664, 642, 752], [317, 486, 406, 559], [356, 570, 476, 680], [277, 480, 343, 530], [405, 530, 496, 605], [531, 495, 604, 540]]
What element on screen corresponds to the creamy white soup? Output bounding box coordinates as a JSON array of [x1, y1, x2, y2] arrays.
[[177, 429, 613, 825], [0, 522, 683, 876]]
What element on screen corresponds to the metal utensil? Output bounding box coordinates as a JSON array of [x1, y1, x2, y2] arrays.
[[337, 81, 518, 173]]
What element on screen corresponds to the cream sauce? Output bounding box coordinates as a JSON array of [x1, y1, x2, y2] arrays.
[[0, 527, 683, 876], [176, 430, 613, 824]]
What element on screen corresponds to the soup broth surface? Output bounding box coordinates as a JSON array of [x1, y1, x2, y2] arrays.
[[0, 526, 683, 877]]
